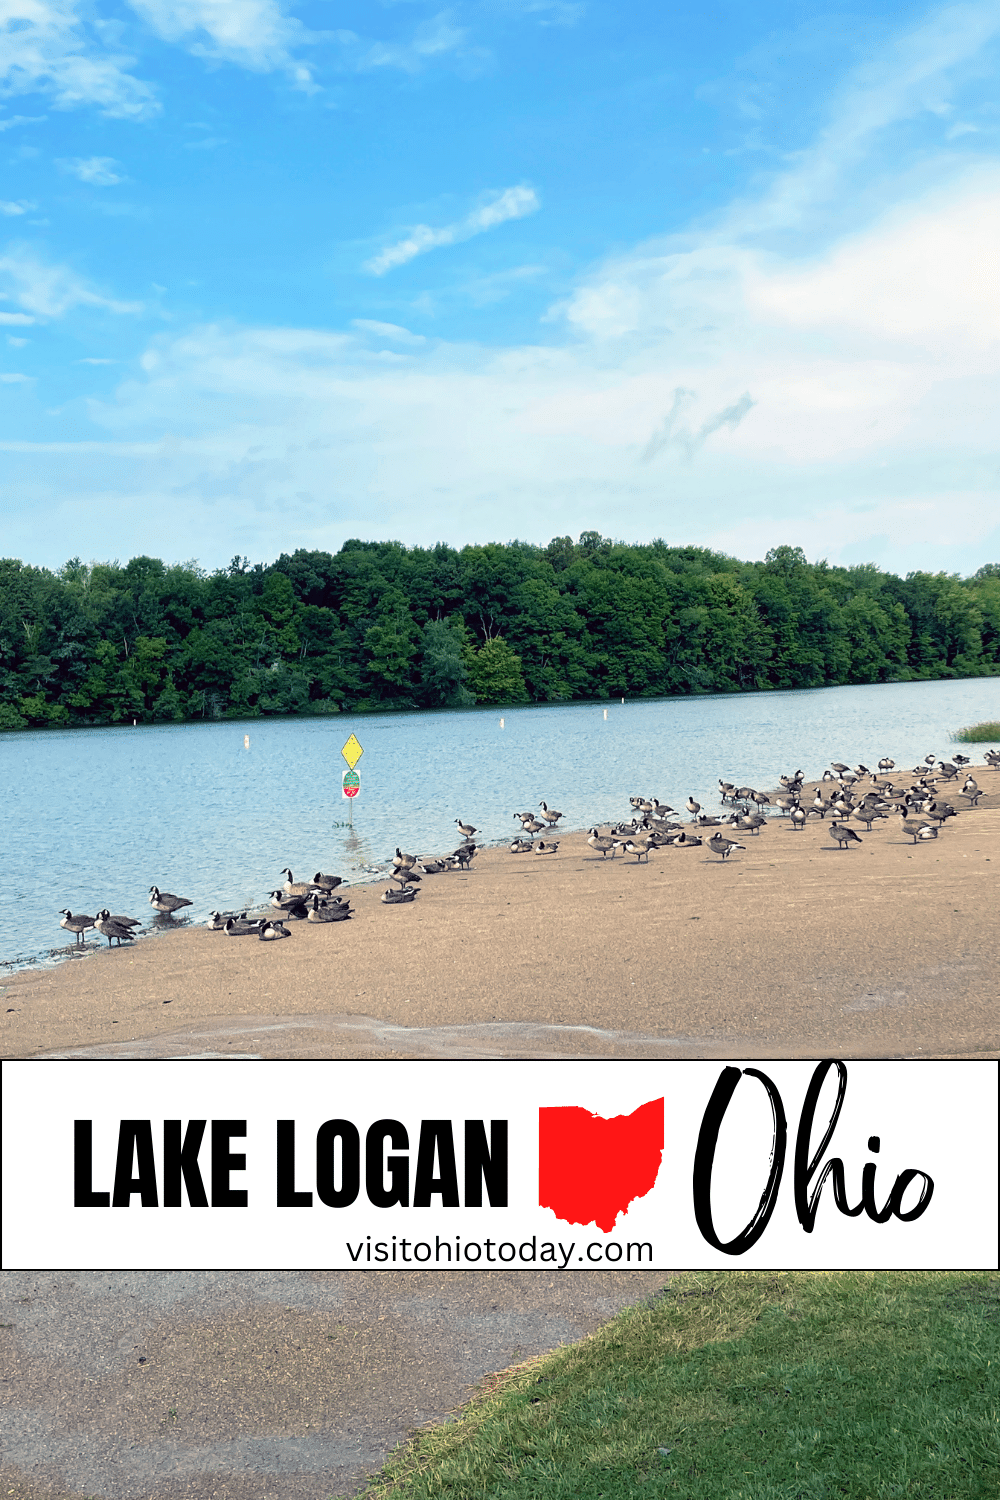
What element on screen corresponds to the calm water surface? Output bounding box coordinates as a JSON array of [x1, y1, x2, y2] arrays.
[[3, 678, 998, 970]]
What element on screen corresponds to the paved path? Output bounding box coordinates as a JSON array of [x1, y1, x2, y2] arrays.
[[0, 1269, 671, 1499]]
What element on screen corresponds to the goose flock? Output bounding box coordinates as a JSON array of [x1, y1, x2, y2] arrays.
[[56, 749, 997, 951]]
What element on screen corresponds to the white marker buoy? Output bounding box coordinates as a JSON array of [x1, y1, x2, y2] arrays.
[[244, 735, 250, 748], [499, 718, 505, 728], [603, 709, 607, 720]]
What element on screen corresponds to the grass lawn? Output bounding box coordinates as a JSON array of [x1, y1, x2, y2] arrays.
[[335, 1272, 998, 1500]]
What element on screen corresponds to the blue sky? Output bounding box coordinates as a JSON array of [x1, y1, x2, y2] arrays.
[[2, 0, 999, 574]]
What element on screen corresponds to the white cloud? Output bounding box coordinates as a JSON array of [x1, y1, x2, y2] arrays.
[[0, 310, 36, 324], [351, 319, 426, 344], [7, 334, 30, 345], [57, 155, 124, 185], [0, 245, 143, 316], [0, 0, 159, 117], [0, 114, 47, 129], [360, 11, 477, 73], [1, 199, 38, 215], [126, 0, 317, 84], [366, 185, 540, 274], [77, 355, 117, 363], [0, 371, 32, 382]]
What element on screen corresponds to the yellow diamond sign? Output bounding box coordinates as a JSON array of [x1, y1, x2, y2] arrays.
[[341, 733, 364, 770]]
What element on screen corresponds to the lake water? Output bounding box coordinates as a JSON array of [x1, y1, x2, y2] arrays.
[[2, 678, 998, 971]]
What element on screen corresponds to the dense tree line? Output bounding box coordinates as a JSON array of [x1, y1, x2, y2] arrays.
[[1, 536, 998, 729]]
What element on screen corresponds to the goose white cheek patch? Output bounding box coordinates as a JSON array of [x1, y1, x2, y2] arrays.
[[2, 1060, 996, 1272]]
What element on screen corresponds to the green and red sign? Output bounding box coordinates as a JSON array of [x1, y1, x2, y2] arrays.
[[342, 769, 360, 799]]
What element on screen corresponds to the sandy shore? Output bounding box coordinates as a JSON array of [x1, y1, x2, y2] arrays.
[[3, 761, 997, 1061]]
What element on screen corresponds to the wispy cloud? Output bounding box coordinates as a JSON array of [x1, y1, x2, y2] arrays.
[[0, 114, 48, 130], [365, 185, 540, 274], [0, 0, 159, 118], [642, 389, 756, 462], [0, 311, 36, 325], [351, 319, 426, 344], [1, 200, 38, 216], [0, 246, 143, 317], [57, 156, 124, 185], [360, 11, 480, 73], [126, 0, 318, 87]]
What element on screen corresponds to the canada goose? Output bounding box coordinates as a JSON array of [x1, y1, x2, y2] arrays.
[[750, 791, 771, 808], [538, 801, 563, 824], [258, 919, 291, 940], [899, 814, 932, 844], [685, 797, 701, 817], [924, 755, 937, 766], [508, 839, 534, 854], [855, 764, 871, 777], [831, 762, 850, 774], [270, 889, 308, 911], [925, 801, 957, 826], [455, 818, 477, 839], [952, 753, 971, 767], [95, 911, 135, 948], [278, 869, 313, 896], [311, 872, 344, 892], [224, 916, 258, 936], [381, 886, 417, 904], [668, 831, 702, 847], [708, 833, 745, 860], [622, 839, 650, 863], [307, 895, 352, 921], [790, 806, 806, 831], [279, 899, 310, 920], [811, 793, 828, 816], [59, 910, 94, 944], [729, 812, 765, 835], [695, 813, 724, 827], [853, 806, 888, 831], [936, 762, 958, 779], [104, 911, 140, 928], [719, 781, 737, 801], [392, 849, 417, 870], [985, 749, 1000, 766], [149, 886, 193, 914], [206, 911, 238, 930], [535, 840, 560, 855], [959, 778, 981, 805], [416, 858, 449, 873], [587, 828, 617, 858], [519, 818, 546, 835], [391, 868, 422, 887], [916, 824, 939, 841], [829, 822, 863, 849]]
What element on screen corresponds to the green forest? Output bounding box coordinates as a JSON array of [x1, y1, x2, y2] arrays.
[[1, 536, 998, 729]]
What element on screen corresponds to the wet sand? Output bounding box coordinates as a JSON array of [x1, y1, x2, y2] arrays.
[[3, 762, 997, 1062]]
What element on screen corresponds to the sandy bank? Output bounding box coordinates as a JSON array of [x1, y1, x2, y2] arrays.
[[3, 763, 997, 1062]]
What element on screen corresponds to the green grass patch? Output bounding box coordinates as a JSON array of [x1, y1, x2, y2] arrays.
[[334, 1272, 999, 1500], [953, 722, 1000, 743]]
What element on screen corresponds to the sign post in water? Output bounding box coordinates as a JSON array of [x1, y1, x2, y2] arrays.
[[341, 735, 363, 825]]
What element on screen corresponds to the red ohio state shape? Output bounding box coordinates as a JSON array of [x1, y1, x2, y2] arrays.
[[538, 1097, 664, 1233]]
